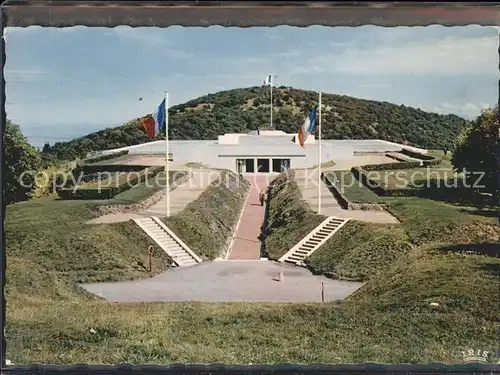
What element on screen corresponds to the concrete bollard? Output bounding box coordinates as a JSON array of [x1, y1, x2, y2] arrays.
[[279, 271, 284, 282]]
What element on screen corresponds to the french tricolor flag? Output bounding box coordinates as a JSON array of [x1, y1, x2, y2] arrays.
[[296, 104, 318, 148], [141, 99, 166, 138]]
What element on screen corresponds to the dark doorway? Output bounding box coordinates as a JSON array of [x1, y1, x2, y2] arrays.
[[272, 159, 282, 172], [272, 158, 291, 172], [257, 158, 270, 173], [236, 159, 255, 173], [245, 159, 255, 173]]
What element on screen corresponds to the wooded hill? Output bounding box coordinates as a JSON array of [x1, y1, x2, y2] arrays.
[[42, 86, 469, 161]]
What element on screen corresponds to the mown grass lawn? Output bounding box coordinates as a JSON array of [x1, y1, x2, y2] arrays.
[[7, 288, 499, 365], [163, 171, 250, 260], [6, 170, 255, 364], [261, 171, 325, 260], [366, 167, 458, 190], [6, 168, 500, 365], [107, 170, 188, 205], [306, 220, 411, 281], [5, 199, 172, 297], [325, 170, 379, 203], [259, 170, 499, 364]]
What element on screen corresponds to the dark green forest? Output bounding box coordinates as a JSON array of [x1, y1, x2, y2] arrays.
[[41, 86, 469, 161]]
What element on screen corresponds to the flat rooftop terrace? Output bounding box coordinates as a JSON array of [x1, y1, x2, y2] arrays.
[[106, 139, 415, 156], [99, 133, 427, 170]]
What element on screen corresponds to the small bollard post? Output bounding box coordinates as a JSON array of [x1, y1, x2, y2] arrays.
[[148, 245, 154, 272], [321, 281, 325, 302], [279, 271, 284, 282]]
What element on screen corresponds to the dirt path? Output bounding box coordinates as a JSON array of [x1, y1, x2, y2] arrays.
[[226, 175, 269, 260], [86, 169, 220, 224]]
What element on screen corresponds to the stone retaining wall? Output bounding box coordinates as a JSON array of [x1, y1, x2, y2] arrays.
[[386, 152, 423, 165], [97, 172, 192, 215], [353, 151, 392, 156], [385, 153, 410, 162]]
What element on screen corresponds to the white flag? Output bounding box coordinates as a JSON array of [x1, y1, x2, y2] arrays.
[[263, 74, 272, 87]]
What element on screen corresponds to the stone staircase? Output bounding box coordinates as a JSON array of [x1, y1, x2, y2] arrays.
[[133, 216, 202, 267], [278, 216, 349, 265]]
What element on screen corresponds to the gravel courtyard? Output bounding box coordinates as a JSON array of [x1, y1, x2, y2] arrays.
[[82, 260, 364, 303]]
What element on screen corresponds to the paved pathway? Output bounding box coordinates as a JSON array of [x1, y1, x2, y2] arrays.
[[227, 175, 269, 260], [81, 260, 364, 302], [294, 168, 399, 224], [87, 169, 220, 224]]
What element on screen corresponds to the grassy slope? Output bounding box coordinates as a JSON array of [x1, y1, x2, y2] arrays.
[[6, 199, 172, 303], [264, 172, 498, 279], [259, 170, 500, 362], [7, 170, 249, 303], [348, 244, 499, 322], [107, 170, 188, 205], [164, 170, 250, 260], [7, 170, 193, 301], [369, 168, 457, 189], [43, 87, 468, 161], [382, 197, 497, 246], [344, 244, 499, 357], [326, 170, 380, 203], [6, 169, 499, 364], [306, 221, 411, 282], [8, 292, 499, 364], [261, 171, 325, 260], [262, 171, 412, 280]]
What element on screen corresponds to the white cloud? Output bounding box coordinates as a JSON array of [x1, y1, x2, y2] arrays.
[[301, 35, 498, 76], [5, 26, 498, 133], [422, 101, 492, 119], [110, 27, 195, 60], [110, 26, 169, 47]]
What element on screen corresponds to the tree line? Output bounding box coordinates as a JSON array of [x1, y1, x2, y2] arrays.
[[40, 87, 469, 161], [4, 87, 497, 205]]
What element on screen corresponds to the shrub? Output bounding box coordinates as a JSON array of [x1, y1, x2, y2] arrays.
[[82, 150, 129, 165], [261, 170, 326, 259], [351, 167, 386, 196], [385, 153, 413, 163], [80, 164, 145, 175], [164, 171, 250, 260], [400, 148, 436, 161], [422, 159, 442, 167], [4, 122, 42, 204], [361, 161, 421, 171], [63, 165, 147, 189]]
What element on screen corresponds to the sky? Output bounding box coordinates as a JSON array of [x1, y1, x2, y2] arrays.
[[4, 25, 499, 147]]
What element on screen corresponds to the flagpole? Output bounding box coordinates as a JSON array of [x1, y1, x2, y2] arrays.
[[318, 91, 322, 214], [270, 73, 273, 130], [165, 90, 170, 217]]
